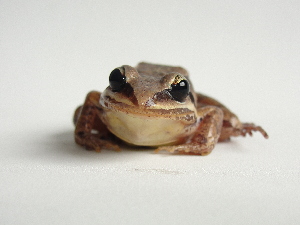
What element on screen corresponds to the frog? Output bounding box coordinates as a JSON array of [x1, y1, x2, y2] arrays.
[[73, 62, 268, 155]]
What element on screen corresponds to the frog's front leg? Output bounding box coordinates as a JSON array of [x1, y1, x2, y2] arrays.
[[74, 91, 120, 152], [155, 106, 223, 155]]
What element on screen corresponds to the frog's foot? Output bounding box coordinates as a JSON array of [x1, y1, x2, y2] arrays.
[[154, 143, 214, 156], [75, 133, 121, 152], [232, 123, 269, 139], [156, 105, 222, 155]]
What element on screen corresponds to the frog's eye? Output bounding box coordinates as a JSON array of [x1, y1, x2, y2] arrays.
[[168, 77, 190, 102], [109, 67, 126, 92]]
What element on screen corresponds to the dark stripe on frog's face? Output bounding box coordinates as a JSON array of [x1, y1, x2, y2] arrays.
[[117, 83, 138, 106]]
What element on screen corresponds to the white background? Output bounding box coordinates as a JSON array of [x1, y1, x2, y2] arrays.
[[1, 1, 300, 224]]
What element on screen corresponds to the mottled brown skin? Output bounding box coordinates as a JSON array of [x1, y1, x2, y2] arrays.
[[154, 105, 224, 155], [74, 63, 268, 155], [195, 94, 268, 142], [74, 91, 120, 152]]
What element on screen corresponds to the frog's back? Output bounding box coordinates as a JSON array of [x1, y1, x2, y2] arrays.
[[136, 62, 189, 78]]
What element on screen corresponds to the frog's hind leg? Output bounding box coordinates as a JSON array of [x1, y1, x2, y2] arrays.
[[155, 106, 223, 155], [222, 122, 269, 140], [196, 93, 268, 141], [73, 91, 120, 152]]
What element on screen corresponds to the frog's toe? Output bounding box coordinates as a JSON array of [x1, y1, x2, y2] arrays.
[[154, 144, 213, 156], [76, 133, 121, 152], [234, 123, 269, 139], [91, 138, 121, 152], [154, 146, 176, 154]]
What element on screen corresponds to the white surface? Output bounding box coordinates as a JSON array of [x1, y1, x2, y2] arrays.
[[1, 1, 300, 224]]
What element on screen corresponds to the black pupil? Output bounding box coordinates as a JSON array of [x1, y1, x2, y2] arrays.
[[169, 80, 189, 102], [109, 68, 126, 92]]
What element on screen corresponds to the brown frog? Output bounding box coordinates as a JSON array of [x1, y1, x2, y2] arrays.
[[73, 62, 268, 155]]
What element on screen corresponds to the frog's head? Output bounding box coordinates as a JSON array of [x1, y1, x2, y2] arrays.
[[101, 63, 197, 115]]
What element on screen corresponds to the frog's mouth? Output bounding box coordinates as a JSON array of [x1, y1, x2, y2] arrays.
[[100, 95, 197, 122]]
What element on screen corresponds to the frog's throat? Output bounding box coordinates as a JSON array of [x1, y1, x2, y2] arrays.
[[100, 107, 199, 146]]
